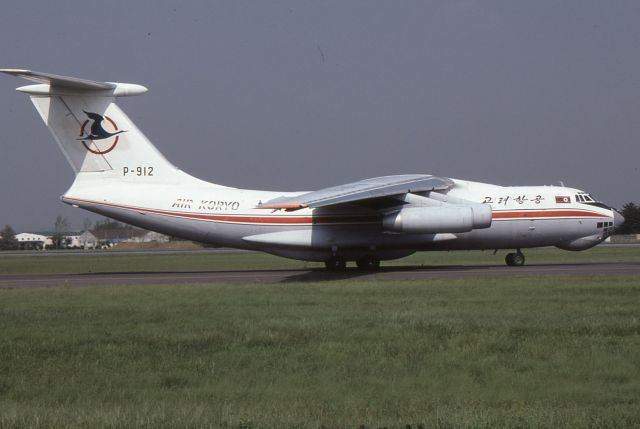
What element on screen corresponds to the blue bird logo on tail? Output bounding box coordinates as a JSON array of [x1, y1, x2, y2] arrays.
[[78, 111, 126, 155]]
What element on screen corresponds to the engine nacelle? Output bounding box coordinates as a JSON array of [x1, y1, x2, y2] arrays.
[[382, 205, 492, 234]]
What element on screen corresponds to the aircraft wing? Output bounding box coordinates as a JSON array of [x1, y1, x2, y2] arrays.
[[258, 174, 454, 210]]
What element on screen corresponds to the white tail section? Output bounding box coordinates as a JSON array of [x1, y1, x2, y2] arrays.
[[30, 96, 175, 175], [1, 69, 186, 184]]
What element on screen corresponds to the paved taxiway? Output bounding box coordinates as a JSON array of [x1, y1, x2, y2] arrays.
[[1, 262, 639, 288]]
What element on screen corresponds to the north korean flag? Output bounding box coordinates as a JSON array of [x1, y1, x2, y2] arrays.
[[555, 196, 571, 203]]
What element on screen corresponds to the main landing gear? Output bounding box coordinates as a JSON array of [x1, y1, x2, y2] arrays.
[[324, 255, 381, 271], [505, 250, 525, 266], [355, 255, 381, 271], [324, 256, 347, 271]]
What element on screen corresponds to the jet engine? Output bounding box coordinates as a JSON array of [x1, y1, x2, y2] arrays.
[[383, 204, 492, 234]]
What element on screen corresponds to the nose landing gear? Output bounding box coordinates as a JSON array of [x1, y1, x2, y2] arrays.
[[505, 250, 525, 266]]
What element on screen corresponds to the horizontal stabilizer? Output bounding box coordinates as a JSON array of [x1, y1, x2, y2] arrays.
[[0, 69, 147, 96], [0, 69, 114, 89]]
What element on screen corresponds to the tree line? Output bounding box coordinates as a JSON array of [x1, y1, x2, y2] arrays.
[[617, 202, 640, 235]]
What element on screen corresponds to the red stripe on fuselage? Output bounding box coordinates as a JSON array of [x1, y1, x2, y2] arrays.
[[492, 209, 607, 219], [64, 197, 379, 225], [64, 197, 609, 226]]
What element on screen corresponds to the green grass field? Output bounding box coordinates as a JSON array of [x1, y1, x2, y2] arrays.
[[1, 272, 640, 427], [1, 246, 640, 275]]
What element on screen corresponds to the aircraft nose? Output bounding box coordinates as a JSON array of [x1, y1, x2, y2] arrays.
[[613, 209, 625, 229]]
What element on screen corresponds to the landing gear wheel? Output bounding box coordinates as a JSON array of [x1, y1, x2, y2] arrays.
[[356, 255, 381, 271], [505, 252, 525, 266], [325, 257, 347, 271]]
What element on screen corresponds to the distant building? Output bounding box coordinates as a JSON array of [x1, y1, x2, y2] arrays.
[[4, 228, 170, 250], [59, 231, 99, 249], [66, 231, 98, 249], [140, 231, 170, 243], [78, 231, 98, 249], [15, 233, 53, 250]]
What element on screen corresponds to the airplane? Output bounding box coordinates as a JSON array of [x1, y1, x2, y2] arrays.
[[0, 69, 624, 270]]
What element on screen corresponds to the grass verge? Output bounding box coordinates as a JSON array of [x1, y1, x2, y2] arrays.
[[1, 276, 639, 427]]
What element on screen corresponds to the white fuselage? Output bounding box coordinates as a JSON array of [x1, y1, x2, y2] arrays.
[[62, 171, 618, 262]]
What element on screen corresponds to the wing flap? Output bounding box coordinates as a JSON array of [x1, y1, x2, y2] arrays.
[[258, 174, 454, 210]]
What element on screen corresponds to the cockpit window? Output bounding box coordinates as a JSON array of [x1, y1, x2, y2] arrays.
[[576, 192, 597, 203], [575, 192, 608, 208]]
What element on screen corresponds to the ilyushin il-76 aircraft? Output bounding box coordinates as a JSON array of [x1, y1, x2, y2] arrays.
[[1, 69, 624, 270]]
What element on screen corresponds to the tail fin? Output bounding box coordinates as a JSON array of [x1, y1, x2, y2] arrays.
[[1, 69, 180, 181]]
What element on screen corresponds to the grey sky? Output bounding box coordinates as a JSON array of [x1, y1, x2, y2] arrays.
[[1, 1, 638, 231]]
